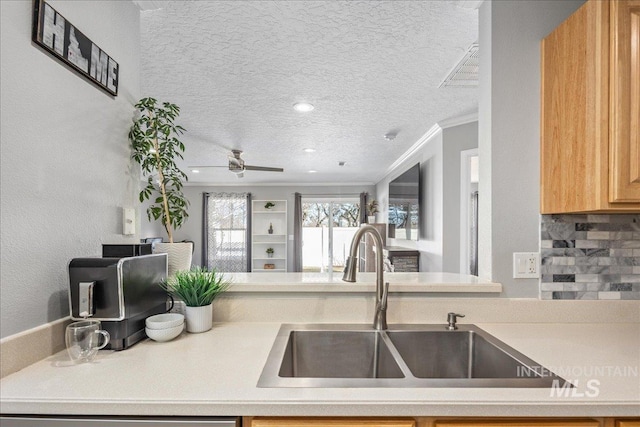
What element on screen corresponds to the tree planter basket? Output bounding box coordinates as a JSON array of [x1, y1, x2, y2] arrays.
[[153, 242, 192, 277]]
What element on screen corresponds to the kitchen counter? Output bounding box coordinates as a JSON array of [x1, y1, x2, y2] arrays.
[[224, 272, 501, 293], [1, 322, 638, 417]]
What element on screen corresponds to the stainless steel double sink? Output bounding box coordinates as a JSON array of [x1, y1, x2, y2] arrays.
[[258, 324, 569, 388]]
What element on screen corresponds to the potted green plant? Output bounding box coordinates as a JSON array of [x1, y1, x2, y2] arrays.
[[264, 201, 276, 210], [367, 199, 379, 223], [266, 247, 274, 258], [160, 267, 230, 333], [129, 97, 191, 276]]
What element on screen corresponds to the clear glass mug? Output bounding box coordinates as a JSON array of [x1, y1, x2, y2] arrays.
[[65, 320, 110, 363]]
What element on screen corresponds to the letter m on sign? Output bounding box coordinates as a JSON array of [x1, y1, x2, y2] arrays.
[[90, 44, 108, 86]]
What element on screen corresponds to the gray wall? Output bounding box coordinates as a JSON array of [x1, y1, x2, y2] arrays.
[[0, 0, 594, 338], [442, 121, 478, 273], [0, 0, 141, 338], [141, 184, 375, 271], [374, 121, 478, 274], [477, 0, 586, 297], [375, 129, 445, 272]]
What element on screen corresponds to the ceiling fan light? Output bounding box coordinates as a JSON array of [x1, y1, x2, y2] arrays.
[[293, 102, 314, 113]]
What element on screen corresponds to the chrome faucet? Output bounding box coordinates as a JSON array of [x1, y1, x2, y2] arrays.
[[342, 224, 389, 330]]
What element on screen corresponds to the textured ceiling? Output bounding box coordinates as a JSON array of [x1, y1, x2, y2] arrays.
[[140, 1, 478, 185]]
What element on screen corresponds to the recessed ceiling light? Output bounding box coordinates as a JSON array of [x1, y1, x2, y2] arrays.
[[191, 169, 200, 173], [303, 148, 316, 153], [339, 161, 346, 166], [293, 102, 314, 113], [308, 170, 317, 173]]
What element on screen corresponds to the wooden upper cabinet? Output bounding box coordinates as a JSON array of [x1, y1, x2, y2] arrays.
[[541, 0, 640, 213]]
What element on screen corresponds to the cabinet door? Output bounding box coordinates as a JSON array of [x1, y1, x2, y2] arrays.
[[540, 0, 611, 213], [434, 421, 599, 427], [251, 419, 415, 427], [609, 0, 640, 202], [616, 421, 640, 427]]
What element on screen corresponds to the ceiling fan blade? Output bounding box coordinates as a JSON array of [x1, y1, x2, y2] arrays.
[[244, 165, 284, 172]]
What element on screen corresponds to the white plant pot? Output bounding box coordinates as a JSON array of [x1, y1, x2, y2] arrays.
[[153, 242, 193, 277], [368, 216, 376, 224], [185, 304, 213, 333]]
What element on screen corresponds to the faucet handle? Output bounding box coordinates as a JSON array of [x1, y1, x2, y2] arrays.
[[446, 312, 465, 330]]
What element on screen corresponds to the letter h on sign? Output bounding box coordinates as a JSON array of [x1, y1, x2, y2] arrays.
[[32, 0, 119, 96]]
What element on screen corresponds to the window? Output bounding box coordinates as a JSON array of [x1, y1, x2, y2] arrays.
[[203, 192, 250, 272]]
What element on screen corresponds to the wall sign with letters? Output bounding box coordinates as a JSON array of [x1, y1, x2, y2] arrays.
[[32, 0, 119, 96]]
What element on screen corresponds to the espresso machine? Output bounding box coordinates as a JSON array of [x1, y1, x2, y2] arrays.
[[68, 253, 168, 350]]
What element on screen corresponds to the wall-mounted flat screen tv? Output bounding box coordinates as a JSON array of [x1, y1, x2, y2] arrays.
[[388, 163, 420, 241]]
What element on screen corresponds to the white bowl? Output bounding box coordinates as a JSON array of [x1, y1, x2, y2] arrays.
[[145, 323, 184, 342], [145, 313, 184, 330]]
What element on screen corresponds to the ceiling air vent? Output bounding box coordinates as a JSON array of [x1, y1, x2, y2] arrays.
[[439, 43, 479, 88]]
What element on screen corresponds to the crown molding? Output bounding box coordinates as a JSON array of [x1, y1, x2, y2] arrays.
[[376, 123, 443, 183], [438, 111, 479, 129]]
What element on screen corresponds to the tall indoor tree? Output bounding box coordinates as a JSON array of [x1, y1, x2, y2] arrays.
[[129, 97, 189, 243]]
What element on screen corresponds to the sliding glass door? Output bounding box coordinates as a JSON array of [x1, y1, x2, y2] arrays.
[[301, 198, 360, 273]]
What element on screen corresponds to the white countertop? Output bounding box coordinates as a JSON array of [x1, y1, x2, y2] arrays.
[[225, 272, 501, 293], [1, 322, 638, 417]]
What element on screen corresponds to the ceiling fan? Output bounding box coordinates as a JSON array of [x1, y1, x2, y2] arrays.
[[190, 149, 284, 178]]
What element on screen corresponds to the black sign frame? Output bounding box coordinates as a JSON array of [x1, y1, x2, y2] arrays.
[[31, 0, 119, 96]]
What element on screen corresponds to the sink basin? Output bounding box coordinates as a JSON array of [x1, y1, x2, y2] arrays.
[[258, 324, 569, 388], [278, 330, 403, 379], [387, 330, 542, 379]]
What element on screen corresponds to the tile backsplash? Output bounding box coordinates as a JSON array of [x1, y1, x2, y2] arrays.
[[540, 214, 640, 300]]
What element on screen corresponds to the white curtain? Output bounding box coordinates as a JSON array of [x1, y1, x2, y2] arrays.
[[204, 192, 250, 272]]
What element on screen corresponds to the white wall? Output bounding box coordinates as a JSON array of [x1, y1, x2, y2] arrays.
[[141, 184, 375, 271], [478, 0, 585, 297], [0, 0, 141, 338]]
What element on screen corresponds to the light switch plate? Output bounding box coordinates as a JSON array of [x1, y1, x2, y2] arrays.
[[513, 252, 540, 278], [123, 207, 135, 235]]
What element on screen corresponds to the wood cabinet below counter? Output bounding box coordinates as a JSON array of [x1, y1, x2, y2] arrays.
[[250, 418, 415, 427], [540, 0, 640, 213], [247, 418, 639, 427]]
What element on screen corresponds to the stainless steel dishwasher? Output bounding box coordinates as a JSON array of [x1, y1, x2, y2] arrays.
[[0, 416, 240, 427]]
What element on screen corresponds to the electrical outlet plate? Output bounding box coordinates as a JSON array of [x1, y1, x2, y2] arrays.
[[513, 252, 540, 279]]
